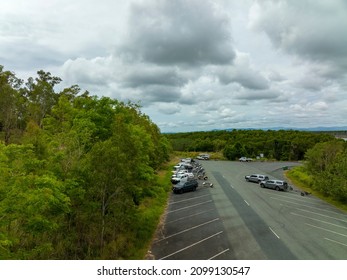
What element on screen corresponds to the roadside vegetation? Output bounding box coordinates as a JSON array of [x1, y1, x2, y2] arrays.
[[286, 139, 347, 211], [0, 65, 172, 259]]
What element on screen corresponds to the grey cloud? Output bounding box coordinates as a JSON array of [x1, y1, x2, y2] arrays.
[[267, 71, 286, 82], [179, 87, 218, 105], [138, 85, 182, 104], [295, 74, 327, 91], [235, 89, 281, 101], [218, 66, 269, 90], [122, 66, 187, 88], [118, 0, 235, 66], [0, 38, 64, 71], [250, 0, 347, 73], [156, 102, 182, 115]]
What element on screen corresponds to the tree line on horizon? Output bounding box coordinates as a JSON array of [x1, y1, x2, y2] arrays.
[[167, 129, 335, 161], [0, 65, 172, 259]]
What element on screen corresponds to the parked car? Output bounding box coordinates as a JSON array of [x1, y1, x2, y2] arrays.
[[181, 158, 192, 163], [172, 170, 188, 177], [239, 157, 252, 162], [245, 174, 269, 183], [197, 154, 210, 160], [172, 179, 199, 194], [171, 173, 189, 184], [260, 180, 288, 191]]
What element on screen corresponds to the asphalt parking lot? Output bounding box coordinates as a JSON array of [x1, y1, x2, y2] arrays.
[[150, 179, 234, 260], [149, 159, 347, 260]]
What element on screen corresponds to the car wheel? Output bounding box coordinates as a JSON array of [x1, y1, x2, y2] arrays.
[[179, 189, 184, 194], [275, 186, 280, 191], [260, 183, 264, 188], [193, 186, 197, 191]]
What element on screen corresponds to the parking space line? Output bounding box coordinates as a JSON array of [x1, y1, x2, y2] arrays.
[[306, 223, 347, 238], [324, 238, 347, 247], [271, 197, 347, 218], [208, 248, 230, 260], [271, 193, 333, 207], [169, 194, 211, 205], [166, 208, 215, 224], [167, 200, 213, 213], [244, 200, 250, 206], [155, 218, 220, 243], [296, 208, 347, 223], [291, 212, 347, 230], [159, 231, 223, 260], [269, 227, 280, 239]]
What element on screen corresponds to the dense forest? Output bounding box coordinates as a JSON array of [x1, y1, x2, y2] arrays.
[[167, 129, 336, 161], [0, 65, 172, 259]]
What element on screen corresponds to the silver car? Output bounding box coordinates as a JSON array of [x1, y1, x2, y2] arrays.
[[260, 180, 288, 191], [245, 174, 269, 183]]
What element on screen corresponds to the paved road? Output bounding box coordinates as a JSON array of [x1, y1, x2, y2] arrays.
[[150, 160, 347, 260]]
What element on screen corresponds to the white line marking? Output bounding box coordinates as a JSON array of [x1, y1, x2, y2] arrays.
[[269, 227, 280, 239], [270, 197, 347, 219], [244, 200, 250, 206], [324, 238, 347, 247], [168, 200, 212, 213], [291, 212, 347, 230], [169, 194, 211, 204], [166, 209, 215, 224], [306, 223, 347, 238], [156, 218, 220, 242], [159, 231, 223, 260], [296, 208, 347, 223], [209, 248, 230, 260]]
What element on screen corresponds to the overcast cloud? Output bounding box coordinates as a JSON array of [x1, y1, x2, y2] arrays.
[[1, 0, 346, 132]]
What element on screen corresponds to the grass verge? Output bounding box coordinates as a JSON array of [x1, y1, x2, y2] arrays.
[[286, 166, 347, 212], [130, 156, 178, 259]]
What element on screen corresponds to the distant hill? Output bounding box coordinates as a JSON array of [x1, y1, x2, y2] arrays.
[[222, 126, 347, 132], [164, 126, 347, 134]]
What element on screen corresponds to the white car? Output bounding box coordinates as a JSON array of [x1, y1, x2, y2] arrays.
[[239, 157, 252, 162], [171, 173, 189, 184], [197, 154, 210, 160]]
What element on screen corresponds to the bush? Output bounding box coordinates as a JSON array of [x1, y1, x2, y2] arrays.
[[287, 166, 314, 188]]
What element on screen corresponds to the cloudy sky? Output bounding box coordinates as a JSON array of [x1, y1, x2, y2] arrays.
[[1, 0, 347, 132]]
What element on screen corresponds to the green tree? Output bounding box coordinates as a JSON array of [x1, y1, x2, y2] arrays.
[[0, 143, 71, 259], [304, 140, 347, 201], [24, 70, 61, 128], [223, 142, 246, 160], [1, 65, 172, 260], [305, 140, 344, 174], [0, 66, 24, 144]]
